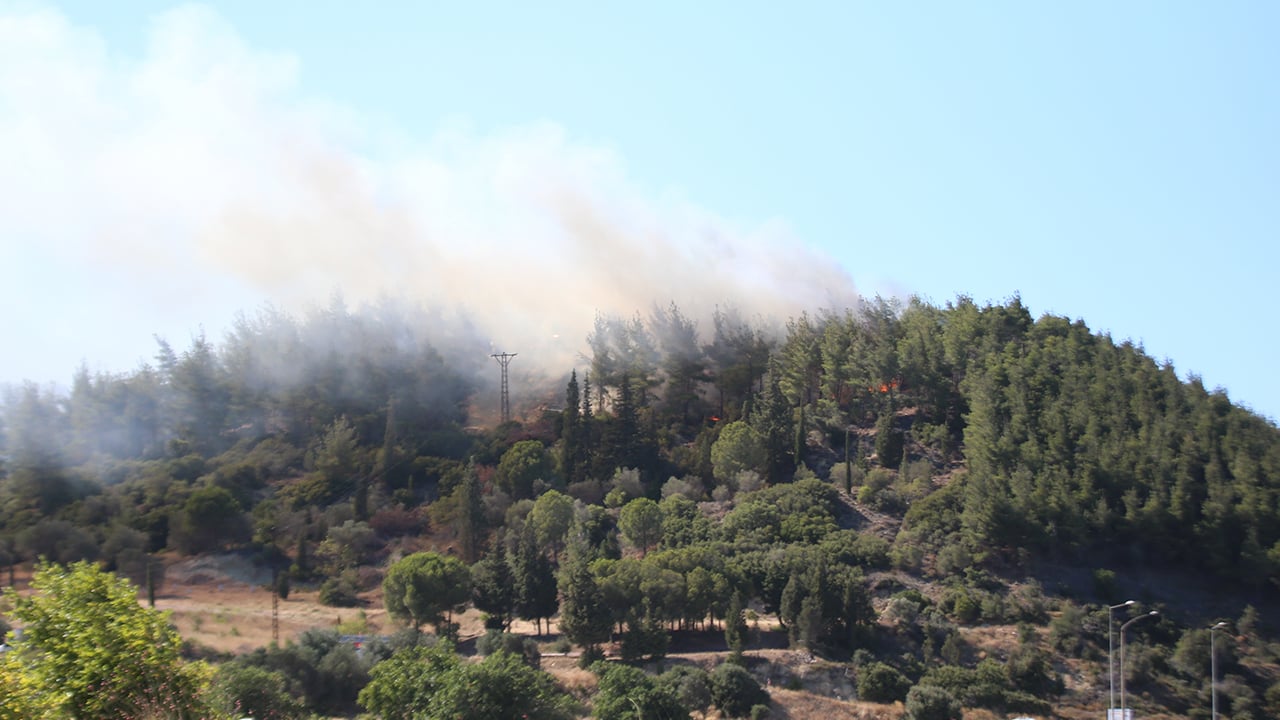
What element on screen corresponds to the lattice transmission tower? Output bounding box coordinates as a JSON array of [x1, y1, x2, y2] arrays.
[[491, 352, 517, 424]]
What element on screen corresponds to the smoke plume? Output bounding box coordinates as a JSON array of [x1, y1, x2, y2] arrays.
[[0, 4, 859, 385]]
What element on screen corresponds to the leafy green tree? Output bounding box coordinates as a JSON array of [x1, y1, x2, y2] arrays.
[[382, 551, 472, 632], [658, 665, 713, 717], [593, 662, 689, 720], [660, 493, 712, 548], [362, 641, 570, 720], [710, 662, 771, 718], [230, 627, 371, 715], [497, 440, 552, 500], [0, 648, 60, 720], [430, 650, 574, 720], [358, 642, 459, 720], [476, 630, 542, 668], [4, 561, 207, 720], [619, 496, 664, 555], [211, 664, 306, 720], [529, 489, 575, 560]]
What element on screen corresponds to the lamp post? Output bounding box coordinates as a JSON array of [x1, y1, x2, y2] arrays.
[[1109, 600, 1136, 716], [1120, 611, 1159, 717], [1210, 621, 1228, 720]]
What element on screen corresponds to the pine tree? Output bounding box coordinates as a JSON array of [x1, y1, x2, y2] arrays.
[[512, 527, 558, 636], [557, 553, 612, 663], [752, 362, 794, 483], [471, 538, 515, 630], [604, 371, 641, 472], [875, 401, 903, 470]]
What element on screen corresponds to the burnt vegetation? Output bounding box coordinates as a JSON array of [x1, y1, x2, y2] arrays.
[[3, 294, 1280, 718]]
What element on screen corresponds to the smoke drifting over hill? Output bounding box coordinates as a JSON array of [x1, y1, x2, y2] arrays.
[[0, 5, 859, 386]]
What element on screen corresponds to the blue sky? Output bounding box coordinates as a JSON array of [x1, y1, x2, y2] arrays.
[[2, 2, 1277, 421]]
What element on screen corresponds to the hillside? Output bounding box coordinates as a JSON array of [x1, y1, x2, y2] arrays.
[[2, 294, 1279, 719]]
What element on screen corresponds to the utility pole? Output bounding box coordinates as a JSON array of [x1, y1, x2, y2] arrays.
[[271, 568, 280, 645], [491, 352, 517, 424]]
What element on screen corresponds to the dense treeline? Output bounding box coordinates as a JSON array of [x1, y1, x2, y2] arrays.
[[2, 293, 1278, 590], [2, 293, 1280, 718]]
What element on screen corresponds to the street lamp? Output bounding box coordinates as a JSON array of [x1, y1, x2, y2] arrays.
[[1109, 600, 1136, 715], [1210, 621, 1228, 720], [1120, 611, 1159, 717]]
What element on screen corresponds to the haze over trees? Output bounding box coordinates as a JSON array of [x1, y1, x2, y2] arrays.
[[1, 293, 1279, 718]]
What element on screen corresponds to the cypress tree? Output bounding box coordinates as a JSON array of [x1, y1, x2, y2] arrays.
[[725, 591, 748, 662], [456, 460, 485, 563], [146, 556, 156, 607], [561, 370, 587, 485], [353, 476, 369, 521], [377, 395, 399, 491]]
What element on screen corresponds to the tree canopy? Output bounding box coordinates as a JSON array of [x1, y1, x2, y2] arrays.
[[3, 561, 207, 720], [382, 551, 472, 632]]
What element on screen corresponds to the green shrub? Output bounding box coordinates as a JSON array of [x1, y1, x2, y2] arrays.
[[476, 630, 541, 668], [1048, 604, 1088, 657], [212, 664, 306, 720], [904, 684, 962, 720], [657, 666, 712, 717], [593, 663, 685, 720], [1092, 568, 1119, 601], [711, 663, 770, 718], [951, 591, 979, 624], [858, 662, 911, 703], [318, 573, 360, 607]]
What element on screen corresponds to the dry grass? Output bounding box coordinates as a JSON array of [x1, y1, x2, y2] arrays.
[[544, 659, 598, 702], [765, 689, 903, 719], [1, 557, 1102, 718]]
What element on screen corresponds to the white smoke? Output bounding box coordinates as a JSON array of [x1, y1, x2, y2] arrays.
[[0, 4, 859, 383]]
